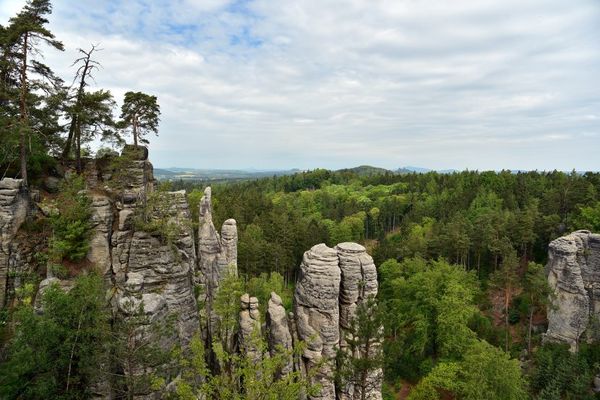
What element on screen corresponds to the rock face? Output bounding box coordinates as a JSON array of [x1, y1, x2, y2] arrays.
[[197, 186, 238, 343], [239, 293, 262, 363], [0, 179, 29, 307], [336, 242, 382, 400], [295, 243, 341, 400], [113, 190, 200, 347], [294, 242, 383, 400], [266, 292, 293, 376], [545, 230, 600, 350], [87, 194, 113, 279], [1, 147, 385, 400]]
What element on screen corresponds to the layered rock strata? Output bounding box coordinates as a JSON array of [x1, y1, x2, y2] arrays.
[[294, 243, 341, 400], [197, 186, 238, 343], [0, 179, 29, 307], [266, 291, 293, 376], [239, 293, 262, 364], [336, 242, 382, 400], [545, 230, 600, 350]]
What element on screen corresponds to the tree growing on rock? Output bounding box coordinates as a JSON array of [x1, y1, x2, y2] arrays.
[[119, 91, 160, 147], [62, 45, 117, 172], [2, 0, 64, 185], [336, 295, 385, 400]]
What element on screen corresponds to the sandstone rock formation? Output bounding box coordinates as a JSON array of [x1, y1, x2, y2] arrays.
[[87, 194, 113, 278], [266, 291, 293, 376], [293, 242, 383, 400], [239, 293, 262, 363], [197, 186, 239, 343], [545, 230, 600, 350], [295, 243, 341, 400], [0, 179, 29, 307], [0, 146, 385, 400], [336, 242, 382, 400]]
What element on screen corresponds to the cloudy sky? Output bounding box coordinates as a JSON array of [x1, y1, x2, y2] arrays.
[[2, 0, 599, 171]]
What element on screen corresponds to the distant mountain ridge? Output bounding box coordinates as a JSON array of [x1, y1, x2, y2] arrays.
[[153, 167, 300, 181], [154, 165, 461, 181]]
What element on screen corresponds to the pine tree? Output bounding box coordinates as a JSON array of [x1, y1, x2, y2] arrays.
[[119, 91, 160, 147], [4, 0, 64, 185]]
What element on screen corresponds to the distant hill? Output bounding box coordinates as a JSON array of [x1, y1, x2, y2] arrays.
[[396, 166, 458, 174], [337, 165, 394, 176], [153, 167, 300, 181]]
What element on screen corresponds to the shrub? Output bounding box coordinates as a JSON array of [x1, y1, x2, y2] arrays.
[[48, 176, 93, 263]]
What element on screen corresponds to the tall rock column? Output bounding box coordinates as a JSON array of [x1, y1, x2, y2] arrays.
[[294, 243, 341, 400], [0, 179, 29, 308], [545, 230, 600, 350], [197, 186, 238, 344], [336, 242, 382, 400]]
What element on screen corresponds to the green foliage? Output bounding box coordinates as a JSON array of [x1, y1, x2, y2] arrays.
[[48, 176, 92, 263], [530, 343, 596, 400], [109, 297, 176, 398], [0, 273, 109, 399], [379, 257, 480, 380], [574, 201, 600, 232], [119, 91, 160, 146], [246, 271, 293, 314], [134, 182, 187, 250], [336, 296, 385, 400], [409, 340, 527, 400], [175, 333, 318, 400]]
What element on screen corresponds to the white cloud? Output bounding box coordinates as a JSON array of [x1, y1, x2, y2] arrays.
[[1, 0, 599, 171]]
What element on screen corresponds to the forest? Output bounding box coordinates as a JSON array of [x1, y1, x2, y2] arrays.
[[2, 0, 600, 399], [175, 167, 600, 399]]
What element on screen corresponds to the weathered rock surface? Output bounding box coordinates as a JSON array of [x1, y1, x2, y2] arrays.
[[266, 291, 293, 376], [336, 242, 382, 400], [197, 187, 239, 344], [87, 194, 113, 278], [295, 243, 341, 400], [545, 230, 600, 350], [0, 179, 29, 307], [239, 293, 262, 363], [112, 186, 199, 348]]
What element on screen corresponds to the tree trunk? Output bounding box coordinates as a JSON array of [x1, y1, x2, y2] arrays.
[[76, 120, 82, 174], [19, 32, 29, 186], [527, 306, 534, 354], [505, 286, 510, 352], [133, 115, 138, 147], [62, 114, 77, 159]]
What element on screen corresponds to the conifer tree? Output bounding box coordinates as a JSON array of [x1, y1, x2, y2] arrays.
[[119, 91, 160, 147], [4, 0, 64, 185]]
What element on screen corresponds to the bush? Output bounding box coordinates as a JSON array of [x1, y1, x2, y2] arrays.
[[48, 176, 92, 263]]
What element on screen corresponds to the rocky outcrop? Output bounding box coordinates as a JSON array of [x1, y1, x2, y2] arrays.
[[545, 230, 600, 350], [87, 194, 113, 278], [197, 187, 239, 344], [293, 242, 383, 400], [295, 243, 341, 400], [336, 242, 382, 400], [266, 292, 293, 376], [0, 179, 29, 307], [239, 293, 262, 364], [113, 190, 199, 347], [0, 146, 385, 400]]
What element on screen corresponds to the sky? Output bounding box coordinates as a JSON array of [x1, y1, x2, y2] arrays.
[[1, 0, 600, 171]]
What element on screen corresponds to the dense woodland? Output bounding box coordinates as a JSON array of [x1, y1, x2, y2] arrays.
[[2, 0, 600, 399], [175, 167, 600, 399]]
